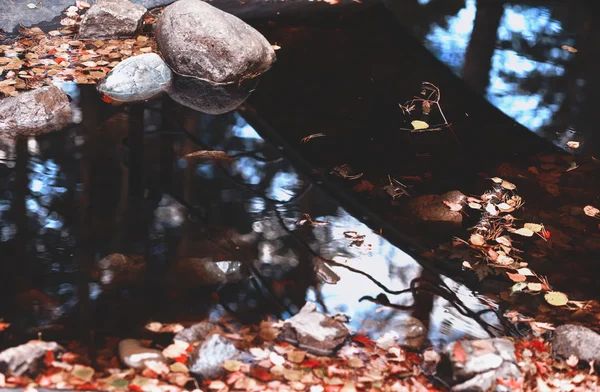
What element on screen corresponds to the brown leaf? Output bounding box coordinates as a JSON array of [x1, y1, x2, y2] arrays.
[[469, 233, 485, 246], [506, 272, 526, 282]]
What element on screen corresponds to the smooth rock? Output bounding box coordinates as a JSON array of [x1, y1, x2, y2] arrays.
[[98, 53, 172, 103], [0, 340, 64, 376], [0, 86, 71, 138], [552, 324, 600, 363], [155, 0, 276, 85], [118, 339, 166, 369], [78, 0, 147, 40], [167, 74, 256, 114], [96, 253, 147, 286], [408, 190, 466, 226], [175, 321, 216, 344], [443, 338, 522, 392], [279, 302, 349, 356], [188, 334, 239, 379]]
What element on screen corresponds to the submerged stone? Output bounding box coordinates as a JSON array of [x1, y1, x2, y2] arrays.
[[118, 339, 167, 369], [167, 74, 256, 115], [279, 302, 349, 356], [0, 341, 64, 376], [78, 0, 147, 40], [98, 53, 172, 103], [155, 0, 276, 85], [188, 334, 239, 379], [408, 190, 465, 227], [175, 321, 216, 344], [0, 86, 71, 138]]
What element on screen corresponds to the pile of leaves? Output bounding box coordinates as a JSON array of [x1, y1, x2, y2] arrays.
[[0, 2, 161, 97]]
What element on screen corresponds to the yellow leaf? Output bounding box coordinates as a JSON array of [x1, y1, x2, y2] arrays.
[[223, 360, 242, 372], [527, 283, 543, 292], [524, 223, 543, 233], [566, 141, 580, 149], [411, 120, 429, 130], [501, 180, 516, 190], [489, 177, 503, 184], [544, 291, 569, 306], [584, 205, 599, 218]]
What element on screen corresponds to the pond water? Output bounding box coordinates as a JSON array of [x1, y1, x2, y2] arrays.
[[1, 0, 599, 357], [383, 0, 600, 156]]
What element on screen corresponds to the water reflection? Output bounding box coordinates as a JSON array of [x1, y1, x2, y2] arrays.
[[0, 84, 501, 348], [384, 0, 596, 154]]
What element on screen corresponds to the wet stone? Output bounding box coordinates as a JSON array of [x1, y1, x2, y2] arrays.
[[78, 0, 147, 40], [188, 334, 239, 379], [552, 324, 600, 363], [443, 338, 522, 392], [118, 339, 167, 369], [175, 322, 216, 344], [408, 190, 465, 227], [98, 53, 172, 103], [155, 0, 276, 85], [0, 86, 71, 138], [0, 340, 64, 376], [279, 302, 350, 356]]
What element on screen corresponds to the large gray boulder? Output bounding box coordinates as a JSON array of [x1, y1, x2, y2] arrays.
[[98, 53, 172, 103], [553, 324, 600, 363], [78, 0, 147, 40], [155, 0, 276, 86], [0, 86, 71, 138]]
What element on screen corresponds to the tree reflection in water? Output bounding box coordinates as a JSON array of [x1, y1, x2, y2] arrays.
[[0, 84, 501, 348]]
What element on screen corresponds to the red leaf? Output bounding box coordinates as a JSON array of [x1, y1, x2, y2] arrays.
[[249, 365, 271, 381], [453, 341, 467, 363], [544, 231, 551, 239], [186, 344, 194, 353], [174, 354, 188, 363], [300, 358, 321, 369], [128, 384, 143, 392], [352, 334, 375, 347], [141, 369, 158, 378], [75, 383, 98, 391], [101, 94, 113, 103], [55, 57, 65, 64]]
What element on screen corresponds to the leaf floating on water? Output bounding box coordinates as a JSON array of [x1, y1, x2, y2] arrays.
[[469, 233, 485, 246], [584, 205, 600, 218], [183, 150, 234, 161], [271, 44, 281, 50], [489, 177, 503, 184], [506, 272, 526, 282], [468, 202, 481, 210], [496, 254, 514, 266], [411, 120, 429, 130], [496, 236, 512, 247], [544, 291, 569, 306], [27, 3, 37, 8], [524, 223, 543, 233], [71, 364, 95, 381], [566, 141, 580, 149], [485, 203, 498, 216], [562, 45, 578, 53], [512, 227, 534, 237], [501, 180, 516, 190], [300, 133, 326, 143]]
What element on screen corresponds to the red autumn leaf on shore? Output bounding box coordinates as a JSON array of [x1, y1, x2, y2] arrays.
[[249, 365, 271, 381], [128, 384, 143, 392], [352, 334, 375, 347], [44, 350, 55, 367], [453, 341, 467, 363], [300, 358, 321, 369], [174, 354, 188, 363]]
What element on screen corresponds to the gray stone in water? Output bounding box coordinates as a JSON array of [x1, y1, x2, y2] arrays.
[[188, 334, 239, 379], [98, 53, 172, 103], [0, 86, 71, 138], [443, 338, 522, 392], [155, 0, 276, 85], [552, 324, 600, 363], [175, 321, 216, 344], [78, 0, 147, 40], [0, 340, 64, 376], [279, 302, 350, 356], [118, 339, 167, 369], [167, 74, 256, 115], [408, 190, 466, 226]]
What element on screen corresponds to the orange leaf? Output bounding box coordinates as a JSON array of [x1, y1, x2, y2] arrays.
[[506, 272, 526, 282]]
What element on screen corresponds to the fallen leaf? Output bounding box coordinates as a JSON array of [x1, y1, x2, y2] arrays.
[[144, 360, 169, 375], [71, 365, 94, 381], [411, 120, 429, 130], [584, 205, 600, 218], [567, 141, 580, 149], [444, 200, 463, 211], [501, 180, 516, 190], [566, 355, 579, 367], [223, 360, 242, 372], [169, 362, 188, 373], [506, 272, 526, 282], [469, 233, 486, 246], [524, 223, 543, 233], [545, 291, 569, 306], [27, 3, 37, 8], [496, 236, 512, 247], [272, 44, 281, 50], [527, 283, 543, 292], [468, 202, 481, 209], [562, 45, 578, 53], [496, 254, 514, 266], [485, 203, 498, 216], [269, 352, 285, 367], [489, 177, 503, 184], [209, 380, 227, 390], [512, 227, 534, 237]]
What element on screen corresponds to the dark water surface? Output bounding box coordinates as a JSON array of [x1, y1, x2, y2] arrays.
[[1, 0, 599, 353]]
